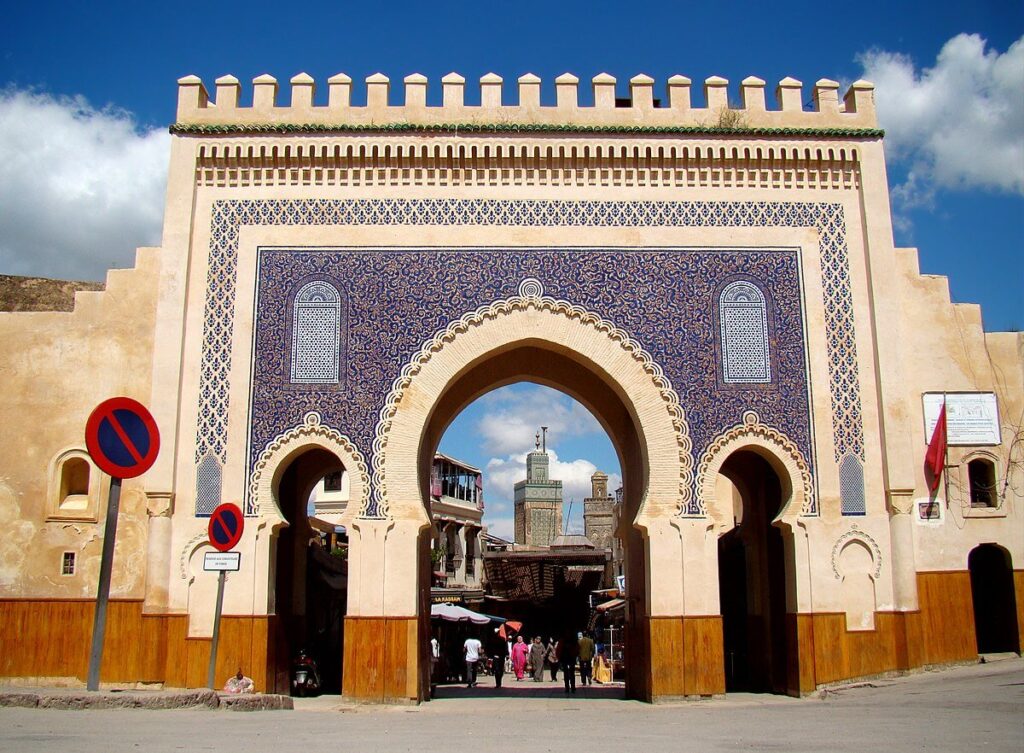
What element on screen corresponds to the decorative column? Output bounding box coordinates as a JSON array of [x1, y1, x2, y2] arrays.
[[143, 492, 174, 611]]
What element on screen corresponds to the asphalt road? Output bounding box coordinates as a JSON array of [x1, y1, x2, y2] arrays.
[[2, 659, 1021, 752]]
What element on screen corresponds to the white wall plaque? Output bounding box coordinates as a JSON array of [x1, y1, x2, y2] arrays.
[[922, 392, 1001, 446], [203, 551, 241, 571]]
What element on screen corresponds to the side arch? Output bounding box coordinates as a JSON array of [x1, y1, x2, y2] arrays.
[[698, 410, 815, 523], [248, 411, 370, 523]]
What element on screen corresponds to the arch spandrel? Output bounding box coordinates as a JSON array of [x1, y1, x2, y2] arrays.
[[698, 410, 816, 529], [373, 284, 694, 526], [248, 411, 370, 525]]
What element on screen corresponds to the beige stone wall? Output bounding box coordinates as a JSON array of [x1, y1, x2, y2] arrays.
[[0, 249, 161, 599], [892, 247, 1023, 572]]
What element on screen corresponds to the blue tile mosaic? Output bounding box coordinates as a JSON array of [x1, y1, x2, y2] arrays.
[[250, 247, 812, 517]]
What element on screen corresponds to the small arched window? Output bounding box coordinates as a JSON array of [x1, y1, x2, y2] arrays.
[[719, 281, 771, 383], [290, 281, 342, 384], [47, 449, 101, 521], [968, 458, 998, 508]]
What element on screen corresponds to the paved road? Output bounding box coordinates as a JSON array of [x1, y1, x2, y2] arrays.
[[2, 659, 1021, 752]]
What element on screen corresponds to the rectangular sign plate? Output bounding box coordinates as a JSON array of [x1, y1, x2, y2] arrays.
[[203, 551, 241, 572], [922, 393, 1001, 446]]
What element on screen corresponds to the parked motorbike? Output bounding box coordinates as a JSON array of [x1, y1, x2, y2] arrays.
[[291, 649, 322, 697]]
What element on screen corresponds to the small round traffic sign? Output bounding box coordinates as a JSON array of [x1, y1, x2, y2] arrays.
[[85, 397, 160, 479], [208, 503, 244, 552]]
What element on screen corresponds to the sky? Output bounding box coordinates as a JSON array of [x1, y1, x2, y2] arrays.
[[2, 2, 1021, 537]]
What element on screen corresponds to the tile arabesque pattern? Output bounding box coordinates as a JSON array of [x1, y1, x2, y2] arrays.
[[195, 199, 864, 516]]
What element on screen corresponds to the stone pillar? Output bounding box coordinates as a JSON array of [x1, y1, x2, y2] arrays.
[[143, 492, 174, 611]]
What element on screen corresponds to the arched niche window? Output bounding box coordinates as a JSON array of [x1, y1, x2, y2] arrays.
[[839, 455, 866, 516], [968, 457, 998, 508], [47, 448, 103, 522], [719, 280, 771, 384], [290, 280, 342, 384]]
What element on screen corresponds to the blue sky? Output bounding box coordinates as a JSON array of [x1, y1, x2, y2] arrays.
[[2, 2, 1021, 536]]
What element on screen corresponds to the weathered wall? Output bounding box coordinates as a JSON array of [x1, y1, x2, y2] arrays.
[[0, 250, 161, 600]]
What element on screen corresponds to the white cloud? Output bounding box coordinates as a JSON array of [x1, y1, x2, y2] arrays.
[[475, 385, 604, 456], [0, 88, 170, 280], [482, 447, 621, 538], [858, 34, 1024, 213]]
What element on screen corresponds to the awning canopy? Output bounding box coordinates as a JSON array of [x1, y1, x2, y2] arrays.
[[430, 603, 491, 624]]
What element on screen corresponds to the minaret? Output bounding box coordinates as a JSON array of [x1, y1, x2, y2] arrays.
[[513, 427, 563, 546], [583, 471, 615, 550]]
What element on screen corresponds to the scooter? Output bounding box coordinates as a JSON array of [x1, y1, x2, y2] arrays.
[[291, 650, 321, 697]]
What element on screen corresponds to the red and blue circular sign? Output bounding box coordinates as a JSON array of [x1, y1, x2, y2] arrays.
[[85, 397, 160, 479], [208, 503, 244, 552]]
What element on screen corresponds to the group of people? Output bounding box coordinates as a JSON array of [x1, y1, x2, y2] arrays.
[[461, 629, 612, 694]]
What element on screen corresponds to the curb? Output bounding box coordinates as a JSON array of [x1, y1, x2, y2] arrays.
[[0, 689, 293, 711]]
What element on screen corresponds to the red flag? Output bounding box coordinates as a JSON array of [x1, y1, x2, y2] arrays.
[[925, 401, 947, 492]]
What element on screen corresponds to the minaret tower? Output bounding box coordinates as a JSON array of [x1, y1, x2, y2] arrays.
[[513, 427, 564, 546]]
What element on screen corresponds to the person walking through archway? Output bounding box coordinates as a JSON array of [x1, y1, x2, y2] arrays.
[[463, 634, 483, 688], [556, 630, 579, 694], [511, 635, 529, 680], [529, 636, 546, 682], [545, 637, 559, 681], [578, 630, 595, 686], [489, 628, 506, 689]]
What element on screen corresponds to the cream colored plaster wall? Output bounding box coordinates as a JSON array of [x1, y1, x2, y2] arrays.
[[892, 247, 1023, 572], [0, 249, 161, 599]]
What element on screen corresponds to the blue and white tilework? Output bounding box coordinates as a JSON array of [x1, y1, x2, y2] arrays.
[[249, 247, 812, 517], [194, 199, 864, 517]]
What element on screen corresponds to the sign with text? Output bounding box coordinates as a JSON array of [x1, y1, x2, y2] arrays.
[[922, 393, 1001, 446], [204, 551, 241, 572]]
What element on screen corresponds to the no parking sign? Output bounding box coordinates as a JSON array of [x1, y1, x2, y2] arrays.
[[83, 396, 160, 691], [85, 397, 160, 479]]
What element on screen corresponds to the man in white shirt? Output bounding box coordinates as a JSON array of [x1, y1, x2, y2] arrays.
[[463, 635, 483, 688]]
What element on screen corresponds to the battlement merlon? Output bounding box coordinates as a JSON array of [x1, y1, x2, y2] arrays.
[[174, 72, 878, 131]]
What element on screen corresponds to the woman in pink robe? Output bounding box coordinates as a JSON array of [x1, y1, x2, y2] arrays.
[[511, 635, 529, 680]]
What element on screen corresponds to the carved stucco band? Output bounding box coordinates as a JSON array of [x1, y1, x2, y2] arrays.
[[249, 411, 369, 519], [697, 410, 816, 517], [370, 282, 694, 519]]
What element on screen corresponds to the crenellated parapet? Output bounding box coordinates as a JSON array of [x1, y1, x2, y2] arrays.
[[174, 72, 879, 134]]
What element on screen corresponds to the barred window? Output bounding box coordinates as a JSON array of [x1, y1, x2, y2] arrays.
[[720, 281, 771, 383], [839, 455, 866, 516], [290, 281, 341, 384]]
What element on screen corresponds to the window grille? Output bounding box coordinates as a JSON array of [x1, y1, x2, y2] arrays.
[[839, 455, 866, 515], [290, 281, 342, 384], [720, 281, 771, 383]]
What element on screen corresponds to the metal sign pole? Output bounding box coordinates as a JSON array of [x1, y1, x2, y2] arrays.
[[87, 477, 122, 691], [206, 568, 227, 689]]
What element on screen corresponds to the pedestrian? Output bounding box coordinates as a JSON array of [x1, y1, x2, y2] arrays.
[[223, 668, 254, 694], [556, 630, 578, 694], [429, 635, 440, 696], [511, 634, 529, 680], [546, 637, 559, 681], [529, 636, 546, 682], [463, 634, 483, 688], [594, 647, 613, 684], [489, 628, 506, 689], [578, 630, 595, 686]]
